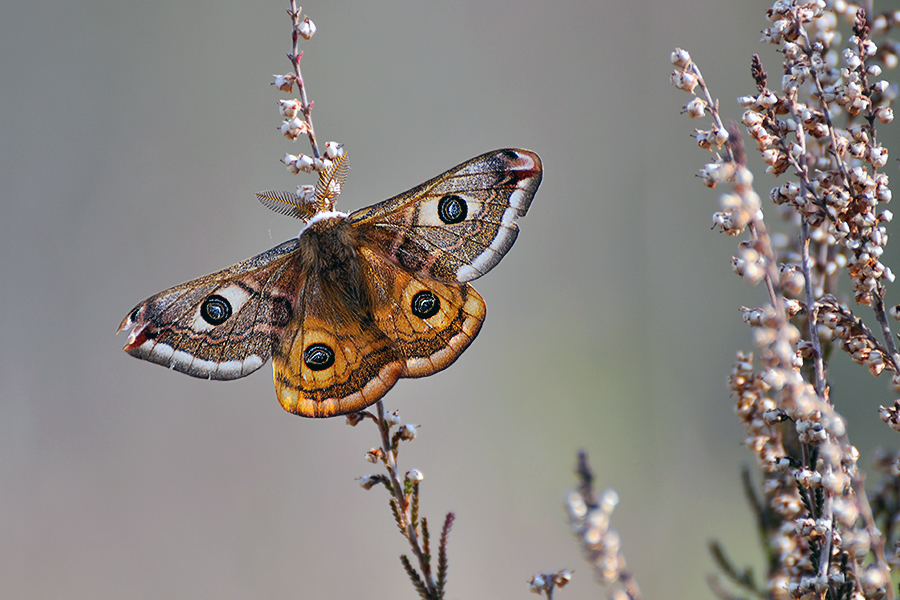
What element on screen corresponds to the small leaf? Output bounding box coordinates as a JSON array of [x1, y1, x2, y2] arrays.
[[421, 517, 431, 567], [411, 482, 421, 534], [709, 540, 756, 589], [400, 554, 431, 600], [436, 512, 455, 594], [390, 498, 406, 537]]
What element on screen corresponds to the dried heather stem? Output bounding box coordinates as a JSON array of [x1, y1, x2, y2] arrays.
[[374, 401, 439, 594], [349, 401, 447, 599], [565, 451, 641, 600], [286, 0, 319, 158], [671, 1, 900, 597]]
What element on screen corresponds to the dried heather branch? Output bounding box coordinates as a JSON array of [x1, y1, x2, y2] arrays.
[[348, 401, 448, 599], [284, 0, 319, 157], [565, 451, 641, 600], [671, 1, 900, 598], [269, 3, 348, 215]]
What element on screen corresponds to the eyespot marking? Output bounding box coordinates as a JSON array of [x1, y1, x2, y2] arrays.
[[437, 194, 467, 224], [200, 295, 232, 325], [411, 290, 440, 319], [303, 343, 335, 371]]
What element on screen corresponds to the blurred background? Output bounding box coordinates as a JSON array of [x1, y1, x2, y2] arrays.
[[2, 1, 899, 598]]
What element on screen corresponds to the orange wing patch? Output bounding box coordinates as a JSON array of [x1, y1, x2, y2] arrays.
[[359, 246, 485, 378], [271, 275, 405, 418]]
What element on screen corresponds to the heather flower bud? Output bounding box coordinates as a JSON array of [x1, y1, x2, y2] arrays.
[[273, 74, 295, 92], [324, 141, 345, 159], [280, 117, 308, 140], [869, 146, 888, 168], [296, 184, 316, 201], [684, 97, 707, 118], [298, 16, 316, 40], [398, 424, 417, 441], [671, 70, 698, 93], [278, 98, 301, 118], [282, 153, 315, 174], [875, 106, 893, 124], [345, 412, 366, 426], [528, 575, 546, 593], [670, 48, 691, 68], [365, 448, 383, 463], [757, 90, 778, 108], [312, 157, 333, 173], [282, 153, 301, 174], [742, 110, 764, 126], [358, 474, 386, 490]]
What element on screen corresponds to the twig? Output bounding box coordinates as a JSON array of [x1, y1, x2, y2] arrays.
[[285, 1, 319, 158]]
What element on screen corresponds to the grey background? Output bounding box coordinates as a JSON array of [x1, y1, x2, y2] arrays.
[[2, 1, 896, 598]]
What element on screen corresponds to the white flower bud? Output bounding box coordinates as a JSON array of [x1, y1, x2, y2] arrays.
[[280, 117, 307, 140], [324, 141, 345, 159], [282, 153, 301, 174], [398, 424, 417, 441], [358, 475, 381, 490], [287, 154, 314, 173], [843, 49, 862, 70], [278, 98, 301, 118], [296, 184, 316, 201], [529, 575, 546, 593], [671, 70, 698, 93], [860, 39, 878, 58], [272, 74, 295, 92], [757, 91, 778, 108], [312, 157, 333, 173], [298, 16, 316, 40], [684, 97, 707, 118], [869, 146, 888, 168], [365, 448, 382, 463], [670, 48, 691, 68]]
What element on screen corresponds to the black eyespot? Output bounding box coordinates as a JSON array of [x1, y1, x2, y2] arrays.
[[200, 295, 232, 325], [500, 150, 518, 160], [303, 343, 335, 371], [437, 194, 467, 224], [411, 290, 440, 319]]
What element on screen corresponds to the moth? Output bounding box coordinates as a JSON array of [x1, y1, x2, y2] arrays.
[[119, 149, 542, 417]]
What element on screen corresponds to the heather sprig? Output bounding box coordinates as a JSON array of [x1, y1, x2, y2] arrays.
[[348, 404, 454, 600], [670, 2, 900, 598], [268, 1, 345, 215], [562, 451, 641, 600]]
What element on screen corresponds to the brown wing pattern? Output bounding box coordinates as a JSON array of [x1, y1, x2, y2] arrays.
[[349, 149, 542, 283], [358, 246, 485, 377], [118, 240, 302, 380]]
